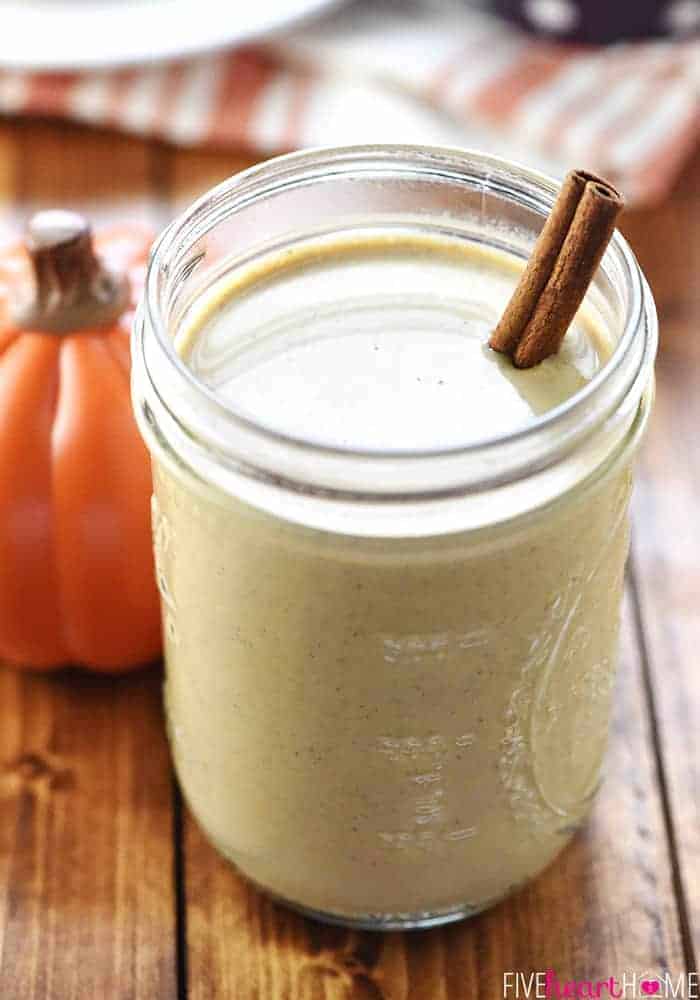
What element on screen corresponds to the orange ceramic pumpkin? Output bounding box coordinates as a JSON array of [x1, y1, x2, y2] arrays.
[[0, 211, 161, 671]]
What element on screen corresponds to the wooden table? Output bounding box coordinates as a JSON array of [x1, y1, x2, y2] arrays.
[[0, 118, 697, 1000]]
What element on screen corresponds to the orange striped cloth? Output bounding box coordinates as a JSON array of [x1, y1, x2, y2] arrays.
[[0, 5, 698, 204]]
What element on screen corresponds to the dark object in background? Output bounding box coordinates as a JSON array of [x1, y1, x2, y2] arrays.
[[493, 0, 700, 42]]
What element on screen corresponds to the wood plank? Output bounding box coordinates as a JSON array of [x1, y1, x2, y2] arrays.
[[623, 148, 699, 968], [13, 118, 158, 227], [0, 120, 177, 1000], [0, 670, 174, 999], [0, 123, 22, 242], [168, 148, 253, 214], [622, 151, 700, 320], [169, 147, 686, 999], [626, 190, 700, 970]]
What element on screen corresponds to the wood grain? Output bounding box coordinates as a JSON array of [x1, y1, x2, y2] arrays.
[[0, 123, 21, 242], [0, 670, 175, 999], [624, 154, 700, 967], [0, 122, 177, 1000], [168, 146, 253, 214], [168, 145, 692, 1000]]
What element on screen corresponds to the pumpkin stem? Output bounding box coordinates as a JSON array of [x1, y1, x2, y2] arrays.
[[13, 210, 129, 333]]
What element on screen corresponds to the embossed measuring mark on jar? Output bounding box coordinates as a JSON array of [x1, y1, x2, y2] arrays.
[[381, 627, 491, 666], [376, 733, 478, 850], [151, 494, 179, 645]]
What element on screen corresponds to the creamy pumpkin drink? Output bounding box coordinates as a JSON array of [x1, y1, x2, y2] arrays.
[[132, 147, 656, 928]]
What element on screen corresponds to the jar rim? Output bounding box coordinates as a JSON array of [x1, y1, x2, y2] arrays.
[[137, 144, 657, 502]]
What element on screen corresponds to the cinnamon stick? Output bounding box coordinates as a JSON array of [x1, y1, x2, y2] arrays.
[[489, 169, 624, 369]]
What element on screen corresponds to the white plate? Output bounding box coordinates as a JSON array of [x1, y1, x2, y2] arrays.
[[0, 0, 344, 70]]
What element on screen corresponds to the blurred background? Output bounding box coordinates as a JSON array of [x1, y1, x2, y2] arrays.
[[0, 0, 697, 207]]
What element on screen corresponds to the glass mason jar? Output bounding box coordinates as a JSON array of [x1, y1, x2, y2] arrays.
[[132, 146, 657, 930]]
